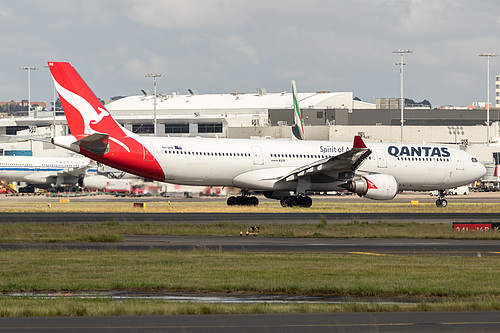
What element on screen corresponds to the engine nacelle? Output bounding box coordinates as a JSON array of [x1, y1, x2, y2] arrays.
[[82, 175, 109, 190], [342, 174, 398, 200]]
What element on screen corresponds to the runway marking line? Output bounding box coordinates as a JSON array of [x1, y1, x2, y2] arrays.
[[441, 321, 500, 325], [6, 322, 500, 330], [347, 252, 393, 256], [19, 323, 414, 329]]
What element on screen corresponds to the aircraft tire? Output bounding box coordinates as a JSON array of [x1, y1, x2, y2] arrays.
[[286, 196, 299, 207], [227, 196, 236, 206], [435, 198, 448, 207], [248, 196, 259, 206], [234, 196, 244, 205], [280, 196, 289, 207], [299, 196, 313, 208]]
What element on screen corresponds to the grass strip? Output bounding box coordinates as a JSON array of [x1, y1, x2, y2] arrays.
[[1, 249, 499, 298], [1, 298, 500, 317], [1, 221, 500, 243]]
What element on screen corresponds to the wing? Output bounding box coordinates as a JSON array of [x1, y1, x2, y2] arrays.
[[277, 147, 371, 183], [56, 160, 97, 178], [0, 134, 52, 143]]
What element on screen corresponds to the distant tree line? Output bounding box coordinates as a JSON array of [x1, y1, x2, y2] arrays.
[[405, 98, 431, 108], [0, 98, 65, 116]]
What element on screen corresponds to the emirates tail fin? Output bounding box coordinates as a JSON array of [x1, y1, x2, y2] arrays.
[[291, 80, 305, 140]]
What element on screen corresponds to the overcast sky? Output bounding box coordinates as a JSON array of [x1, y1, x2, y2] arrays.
[[1, 0, 499, 108]]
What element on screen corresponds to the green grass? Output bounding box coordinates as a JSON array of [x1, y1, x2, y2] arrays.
[[1, 249, 500, 315], [1, 221, 499, 243], [1, 298, 500, 317], [1, 249, 499, 298]]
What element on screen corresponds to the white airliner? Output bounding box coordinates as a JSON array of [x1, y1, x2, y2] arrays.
[[0, 155, 97, 192], [44, 62, 486, 207]]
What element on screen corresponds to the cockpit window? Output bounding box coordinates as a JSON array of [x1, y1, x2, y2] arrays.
[[471, 157, 478, 163]]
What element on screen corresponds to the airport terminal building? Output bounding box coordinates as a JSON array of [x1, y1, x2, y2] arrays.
[[0, 87, 499, 163]]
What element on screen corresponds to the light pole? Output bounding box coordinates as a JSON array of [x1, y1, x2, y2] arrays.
[[145, 73, 164, 136], [44, 65, 57, 137], [19, 66, 39, 118], [392, 49, 412, 142], [479, 53, 497, 146]]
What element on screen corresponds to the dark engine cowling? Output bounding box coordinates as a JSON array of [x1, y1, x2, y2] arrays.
[[341, 174, 398, 200]]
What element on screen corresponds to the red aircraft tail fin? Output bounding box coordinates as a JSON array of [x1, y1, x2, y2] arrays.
[[47, 62, 165, 181], [47, 62, 131, 140]]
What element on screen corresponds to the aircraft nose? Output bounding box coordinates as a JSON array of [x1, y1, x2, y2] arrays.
[[478, 162, 487, 178]]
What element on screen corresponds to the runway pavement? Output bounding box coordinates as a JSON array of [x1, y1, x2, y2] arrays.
[[1, 312, 500, 332], [1, 236, 499, 256], [0, 211, 499, 224]]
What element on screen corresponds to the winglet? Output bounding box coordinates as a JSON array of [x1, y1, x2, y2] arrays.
[[353, 135, 367, 149]]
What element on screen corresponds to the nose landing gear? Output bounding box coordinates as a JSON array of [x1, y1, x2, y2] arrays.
[[435, 190, 448, 207]]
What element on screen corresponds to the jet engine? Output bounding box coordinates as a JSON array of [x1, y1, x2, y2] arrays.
[[341, 174, 398, 200]]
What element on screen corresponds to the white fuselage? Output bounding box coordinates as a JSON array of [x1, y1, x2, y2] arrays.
[[0, 156, 96, 187], [139, 137, 485, 192]]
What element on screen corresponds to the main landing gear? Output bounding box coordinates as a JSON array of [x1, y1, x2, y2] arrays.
[[280, 195, 312, 208], [227, 189, 259, 206], [435, 189, 448, 207]]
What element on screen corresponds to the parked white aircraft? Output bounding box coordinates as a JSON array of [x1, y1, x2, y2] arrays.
[[0, 155, 97, 192], [44, 62, 486, 207]]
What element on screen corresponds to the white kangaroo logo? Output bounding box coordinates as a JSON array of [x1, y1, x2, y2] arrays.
[[53, 77, 132, 152], [90, 107, 110, 126], [53, 79, 110, 135]]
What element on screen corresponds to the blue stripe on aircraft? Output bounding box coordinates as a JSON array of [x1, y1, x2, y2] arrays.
[[0, 167, 98, 172]]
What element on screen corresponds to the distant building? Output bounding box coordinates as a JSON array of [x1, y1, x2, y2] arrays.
[[105, 90, 365, 137], [0, 101, 47, 115], [376, 98, 431, 109]]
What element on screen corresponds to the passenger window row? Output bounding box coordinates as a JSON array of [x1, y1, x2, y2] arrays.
[[166, 150, 251, 157]]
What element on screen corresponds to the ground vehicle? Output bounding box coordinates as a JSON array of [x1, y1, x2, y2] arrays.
[[105, 179, 147, 197], [430, 186, 469, 196]]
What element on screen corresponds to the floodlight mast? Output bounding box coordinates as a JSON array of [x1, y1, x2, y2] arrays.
[[392, 49, 413, 142], [19, 66, 39, 118], [145, 73, 164, 136], [479, 53, 498, 147]]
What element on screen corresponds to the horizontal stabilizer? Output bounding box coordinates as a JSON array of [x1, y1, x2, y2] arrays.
[[0, 134, 52, 144], [74, 133, 109, 155]]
